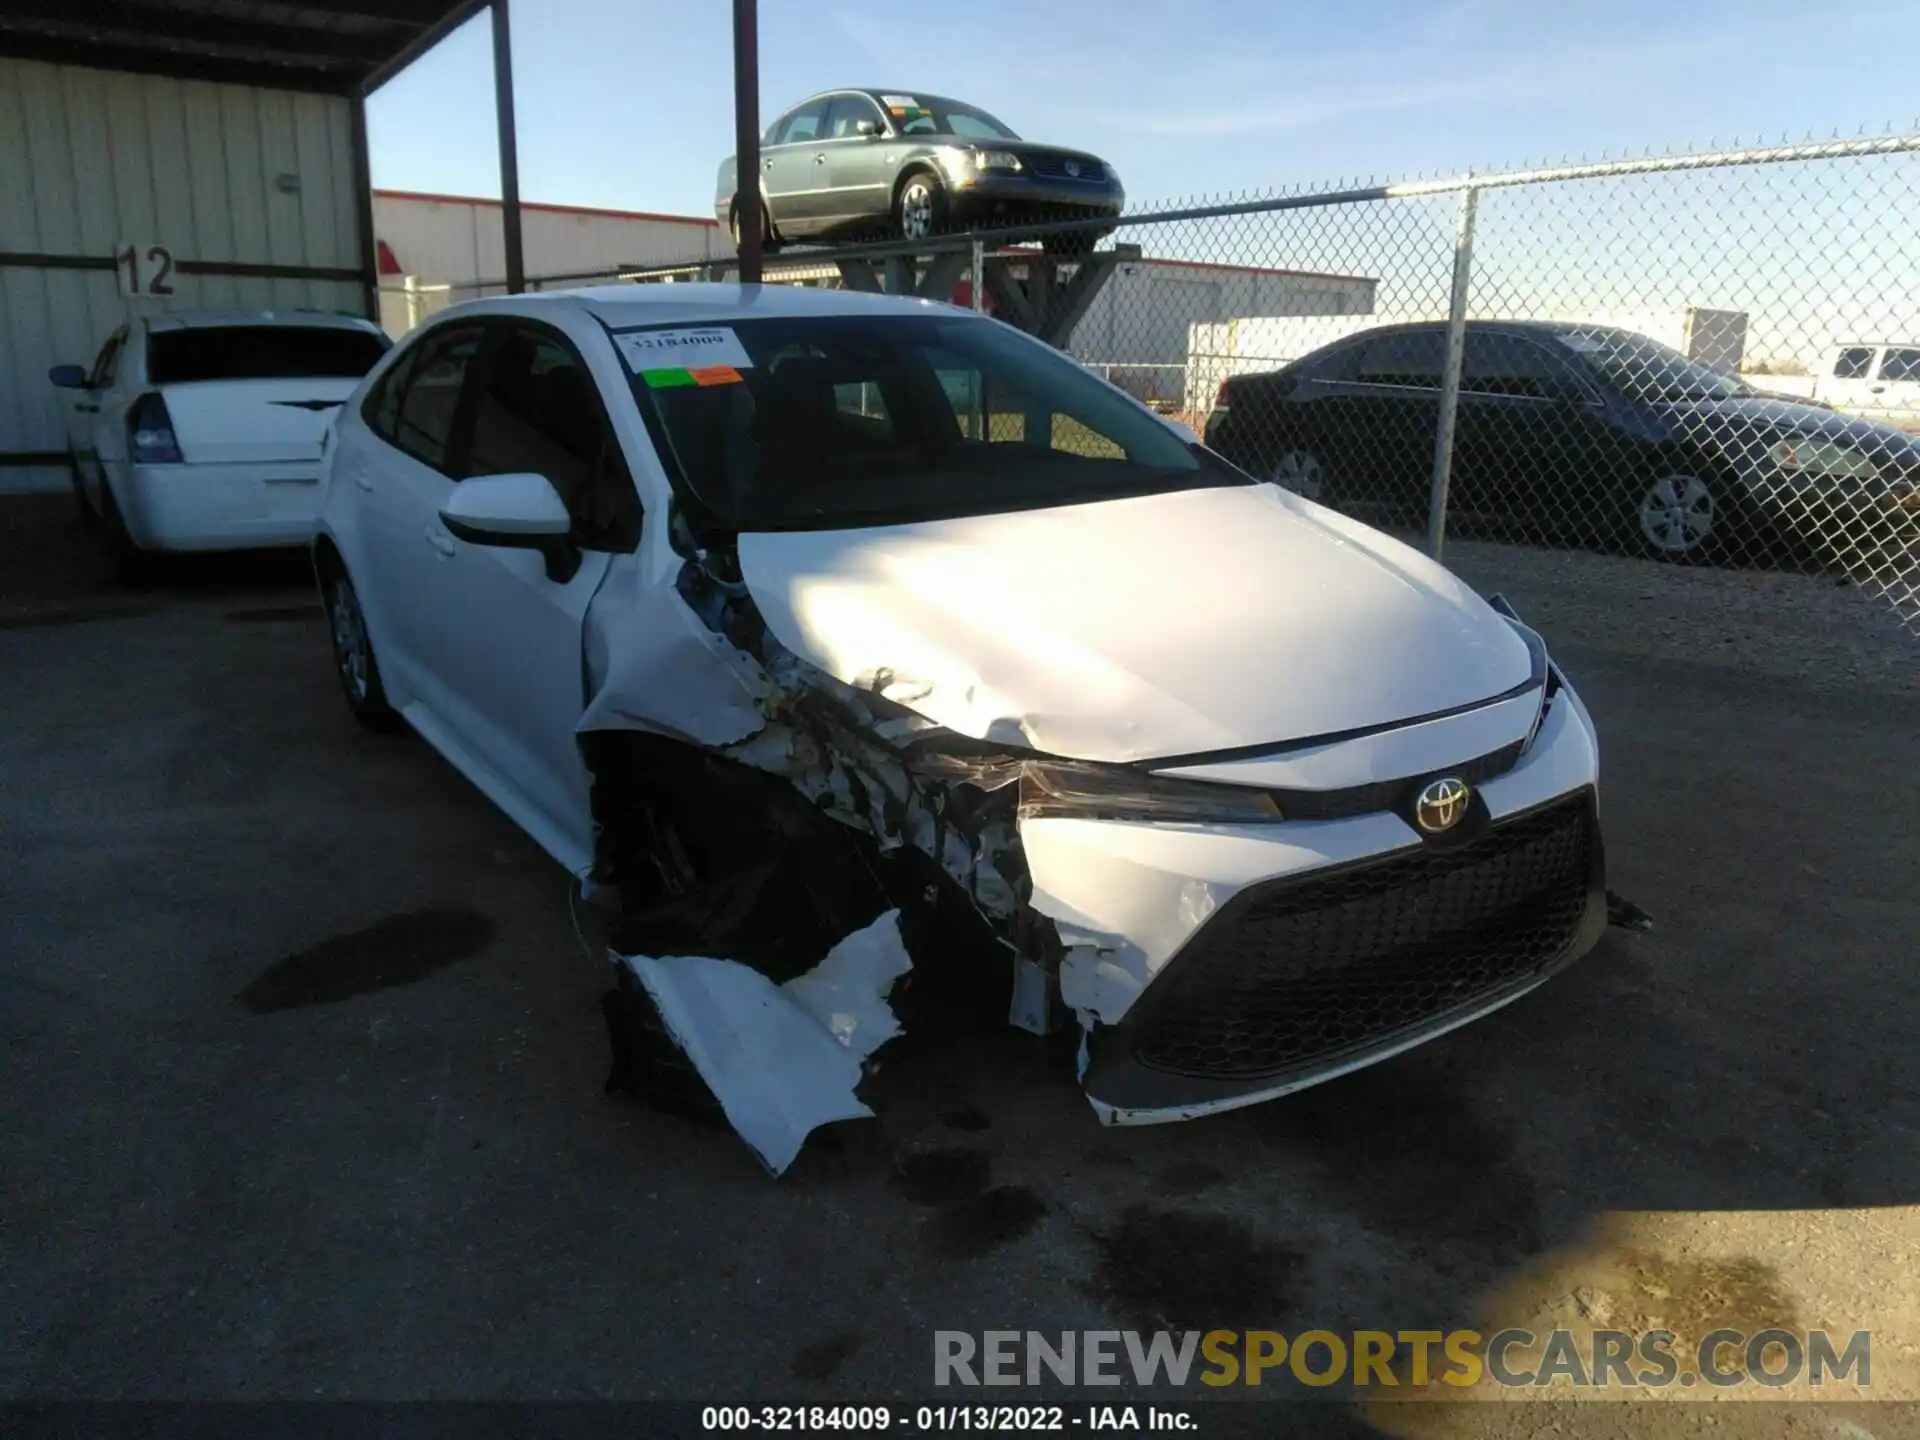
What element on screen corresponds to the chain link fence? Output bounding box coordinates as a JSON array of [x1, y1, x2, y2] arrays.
[[448, 128, 1920, 633]]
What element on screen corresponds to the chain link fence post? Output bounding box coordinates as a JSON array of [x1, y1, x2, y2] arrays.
[[1427, 181, 1478, 560]]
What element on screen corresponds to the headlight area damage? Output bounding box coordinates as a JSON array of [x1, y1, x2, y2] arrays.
[[583, 527, 1628, 1175]]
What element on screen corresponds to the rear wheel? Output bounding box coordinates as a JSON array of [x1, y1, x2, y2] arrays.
[[322, 563, 402, 731], [96, 481, 155, 587], [729, 199, 779, 256]]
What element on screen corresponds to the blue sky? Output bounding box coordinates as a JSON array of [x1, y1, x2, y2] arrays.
[[367, 0, 1918, 216]]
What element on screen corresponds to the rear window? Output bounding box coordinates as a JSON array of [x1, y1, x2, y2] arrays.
[[148, 325, 390, 384]]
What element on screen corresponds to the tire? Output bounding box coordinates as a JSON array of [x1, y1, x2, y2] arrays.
[[322, 563, 403, 732], [1627, 470, 1734, 563], [1269, 448, 1330, 503], [895, 171, 948, 244], [68, 454, 101, 530], [729, 200, 779, 256], [95, 481, 155, 587]]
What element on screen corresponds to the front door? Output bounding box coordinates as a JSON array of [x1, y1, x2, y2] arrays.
[[423, 321, 643, 873], [817, 94, 895, 233]]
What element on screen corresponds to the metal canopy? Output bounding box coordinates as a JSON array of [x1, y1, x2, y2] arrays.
[[0, 0, 490, 96]]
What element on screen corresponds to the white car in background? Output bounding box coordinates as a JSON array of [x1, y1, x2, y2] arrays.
[[50, 310, 391, 577], [311, 284, 1608, 1170], [1813, 341, 1920, 420]]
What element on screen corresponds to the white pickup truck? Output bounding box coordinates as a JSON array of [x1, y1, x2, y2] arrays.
[[1811, 342, 1920, 423]]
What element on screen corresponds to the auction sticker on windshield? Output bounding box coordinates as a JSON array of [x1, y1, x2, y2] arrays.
[[614, 327, 754, 380]]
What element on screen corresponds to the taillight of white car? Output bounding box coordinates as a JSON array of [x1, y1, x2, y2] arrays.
[[128, 393, 182, 464]]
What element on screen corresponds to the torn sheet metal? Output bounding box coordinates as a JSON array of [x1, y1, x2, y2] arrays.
[[619, 910, 911, 1176]]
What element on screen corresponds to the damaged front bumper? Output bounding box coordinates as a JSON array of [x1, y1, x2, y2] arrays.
[[1026, 673, 1607, 1123]]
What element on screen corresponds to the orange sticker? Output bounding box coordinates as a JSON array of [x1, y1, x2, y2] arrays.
[[690, 365, 743, 386]]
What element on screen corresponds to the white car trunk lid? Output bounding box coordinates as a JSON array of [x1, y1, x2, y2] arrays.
[[737, 484, 1535, 764], [160, 378, 357, 465]]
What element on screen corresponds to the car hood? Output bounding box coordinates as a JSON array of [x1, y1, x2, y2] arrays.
[[734, 484, 1534, 765]]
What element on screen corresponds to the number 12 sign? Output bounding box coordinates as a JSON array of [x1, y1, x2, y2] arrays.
[[115, 243, 176, 298]]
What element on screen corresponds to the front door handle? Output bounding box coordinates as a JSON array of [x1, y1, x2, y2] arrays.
[[813, 153, 828, 165], [1870, 384, 1887, 394], [76, 402, 99, 414], [763, 158, 775, 171], [353, 471, 375, 492], [426, 528, 456, 557]]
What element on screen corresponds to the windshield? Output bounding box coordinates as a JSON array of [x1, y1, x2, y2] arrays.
[[615, 314, 1237, 532], [1555, 328, 1747, 403], [149, 325, 390, 383], [882, 93, 1019, 141]]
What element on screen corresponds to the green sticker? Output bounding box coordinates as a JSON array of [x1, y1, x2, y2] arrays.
[[643, 367, 698, 388]]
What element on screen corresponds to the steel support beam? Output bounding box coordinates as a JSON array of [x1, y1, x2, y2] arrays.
[[731, 0, 762, 282], [491, 0, 524, 294]]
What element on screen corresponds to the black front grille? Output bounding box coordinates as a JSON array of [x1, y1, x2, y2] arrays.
[[1130, 792, 1595, 1081], [1026, 155, 1105, 182]]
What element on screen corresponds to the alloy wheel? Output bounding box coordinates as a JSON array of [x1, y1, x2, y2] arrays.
[[1638, 474, 1716, 556], [899, 181, 937, 241], [328, 577, 371, 702], [1272, 449, 1327, 502]]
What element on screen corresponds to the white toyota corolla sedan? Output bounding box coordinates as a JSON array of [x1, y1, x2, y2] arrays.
[[312, 284, 1607, 1164]]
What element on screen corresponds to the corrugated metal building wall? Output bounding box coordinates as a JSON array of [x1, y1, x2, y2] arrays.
[[0, 56, 366, 487]]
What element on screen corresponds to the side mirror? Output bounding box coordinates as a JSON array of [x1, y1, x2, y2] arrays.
[[856, 118, 883, 138], [438, 472, 581, 582], [49, 364, 89, 390]]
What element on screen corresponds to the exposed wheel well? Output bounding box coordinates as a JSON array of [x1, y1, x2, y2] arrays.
[[892, 164, 941, 210]]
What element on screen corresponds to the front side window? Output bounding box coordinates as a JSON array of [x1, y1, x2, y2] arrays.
[[467, 325, 639, 549], [1877, 347, 1920, 383], [619, 314, 1237, 532], [886, 94, 1019, 140], [1833, 346, 1876, 380], [1357, 331, 1444, 388], [823, 95, 885, 139], [391, 324, 486, 474], [1462, 333, 1582, 399], [89, 328, 126, 388], [147, 325, 389, 384]]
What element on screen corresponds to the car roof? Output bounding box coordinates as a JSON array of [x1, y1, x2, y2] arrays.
[[437, 283, 969, 330], [785, 87, 982, 114], [145, 309, 384, 334]]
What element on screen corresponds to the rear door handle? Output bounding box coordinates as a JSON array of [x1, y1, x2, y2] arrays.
[[76, 403, 99, 414], [762, 158, 775, 171], [426, 528, 456, 557], [813, 153, 828, 165]]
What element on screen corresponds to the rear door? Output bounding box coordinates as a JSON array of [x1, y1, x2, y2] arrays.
[[423, 320, 643, 869], [1343, 329, 1445, 520], [345, 320, 489, 712]]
